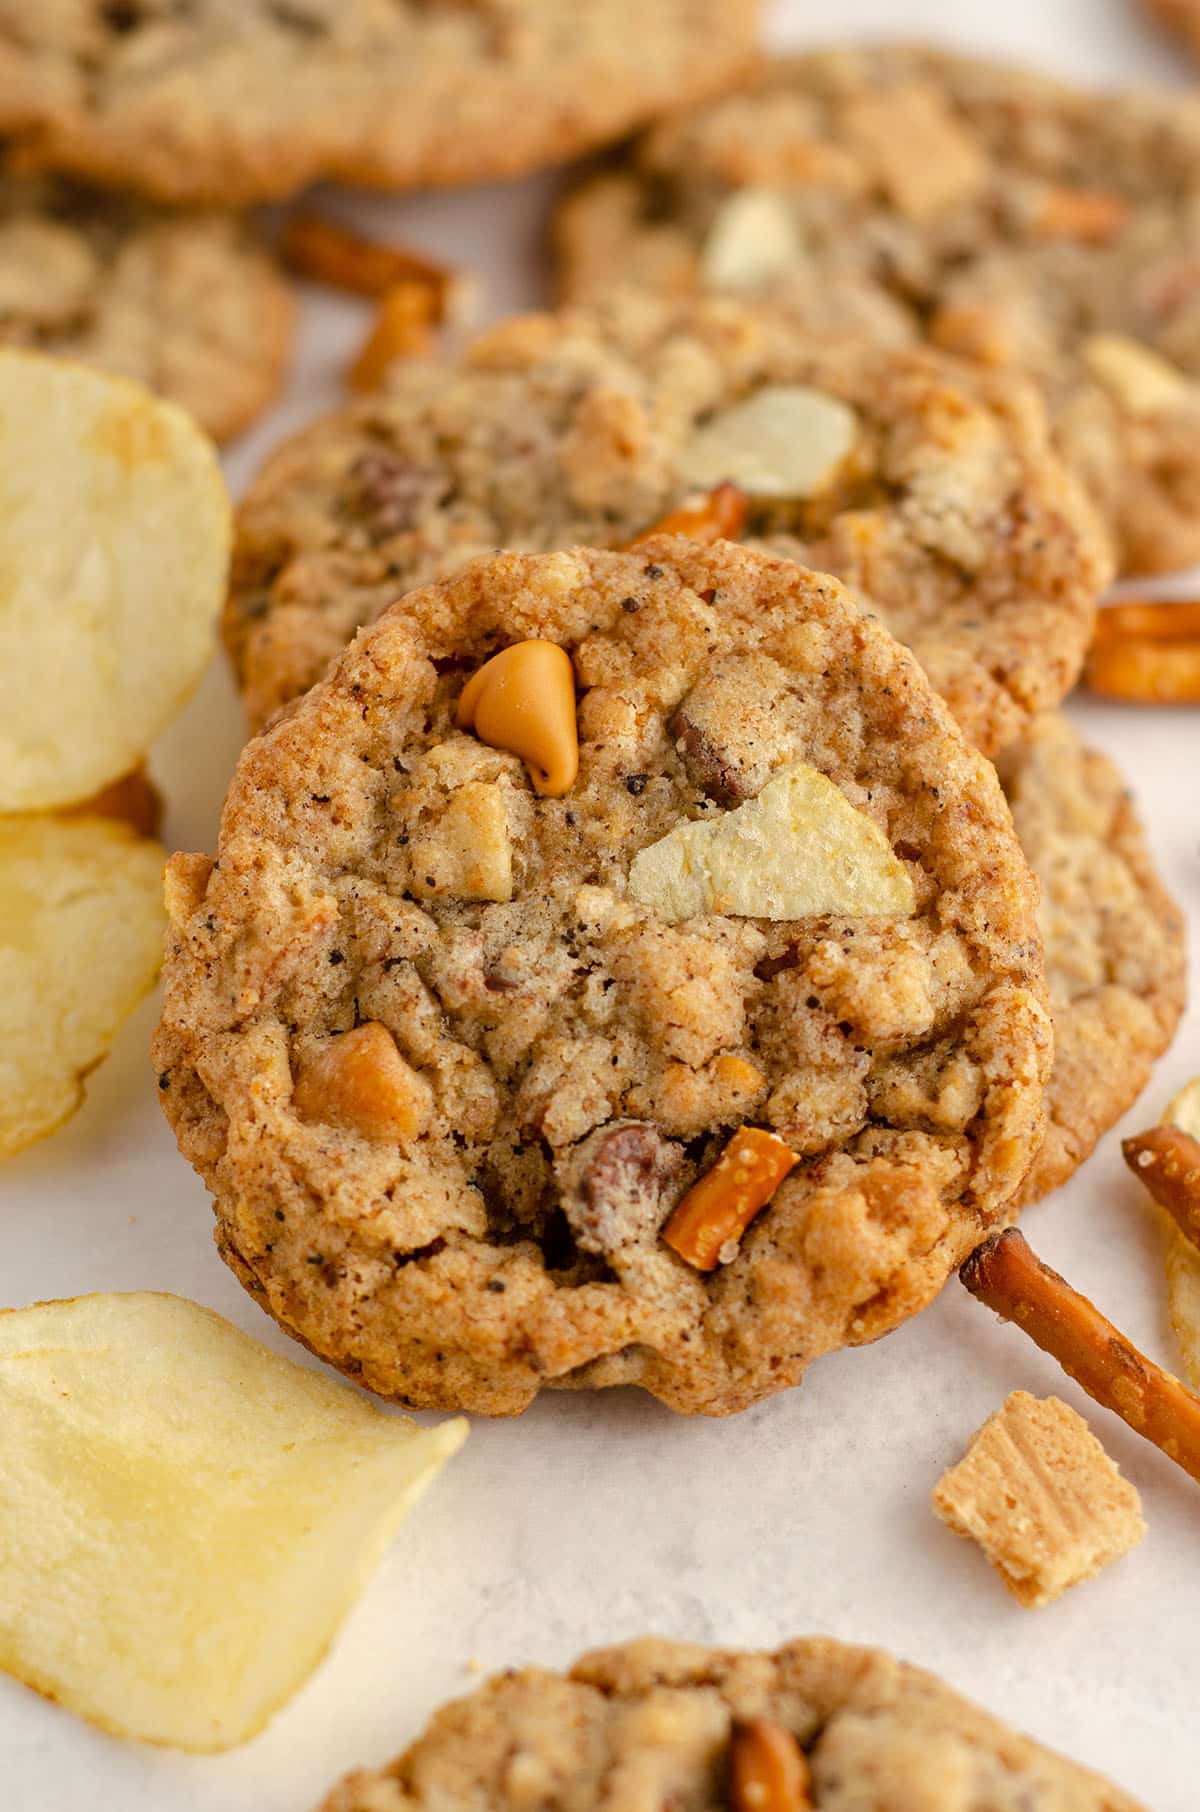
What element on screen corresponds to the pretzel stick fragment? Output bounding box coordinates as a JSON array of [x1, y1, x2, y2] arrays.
[[1084, 636, 1200, 703], [627, 482, 749, 549], [960, 1227, 1200, 1485], [282, 212, 458, 310], [1124, 1124, 1200, 1254]]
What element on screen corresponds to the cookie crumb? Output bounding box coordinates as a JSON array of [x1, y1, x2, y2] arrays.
[[932, 1390, 1144, 1606]]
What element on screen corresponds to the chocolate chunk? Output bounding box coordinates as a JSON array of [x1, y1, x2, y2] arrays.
[[347, 450, 451, 540], [558, 1121, 683, 1256], [670, 708, 752, 807]]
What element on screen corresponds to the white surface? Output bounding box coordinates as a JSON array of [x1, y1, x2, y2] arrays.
[[3, 2, 1198, 1806]]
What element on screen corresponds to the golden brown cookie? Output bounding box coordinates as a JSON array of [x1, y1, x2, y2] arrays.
[[226, 291, 1109, 755], [998, 715, 1186, 1206], [0, 169, 291, 441], [156, 541, 1051, 1416], [556, 45, 1200, 575], [316, 1635, 1144, 1811], [0, 2, 760, 207]]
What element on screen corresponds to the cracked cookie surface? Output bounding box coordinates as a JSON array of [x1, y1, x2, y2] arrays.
[[556, 44, 1200, 574], [316, 1634, 1143, 1811], [0, 170, 291, 440], [0, 1, 760, 206], [157, 541, 1050, 1416], [226, 291, 1108, 755], [998, 714, 1185, 1207]]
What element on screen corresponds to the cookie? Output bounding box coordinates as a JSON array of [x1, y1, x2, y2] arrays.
[[226, 291, 1109, 754], [556, 45, 1200, 575], [316, 1634, 1143, 1811], [997, 714, 1186, 1208], [0, 170, 291, 441], [0, 3, 760, 208], [156, 540, 1051, 1417]]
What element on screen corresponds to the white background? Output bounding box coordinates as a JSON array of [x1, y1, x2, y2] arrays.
[[4, 2, 1199, 1806]]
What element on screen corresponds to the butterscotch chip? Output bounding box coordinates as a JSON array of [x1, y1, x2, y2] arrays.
[[158, 541, 1051, 1418], [555, 43, 1200, 575], [932, 1391, 1145, 1607]]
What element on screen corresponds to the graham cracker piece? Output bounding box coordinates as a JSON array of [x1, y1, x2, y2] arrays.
[[932, 1390, 1145, 1606]]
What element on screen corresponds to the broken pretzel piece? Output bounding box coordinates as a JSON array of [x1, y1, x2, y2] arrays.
[[1123, 1123, 1200, 1254], [282, 213, 461, 313], [960, 1227, 1200, 1487], [729, 1718, 812, 1812], [932, 1390, 1144, 1607], [627, 482, 749, 548], [662, 1126, 798, 1271], [348, 283, 439, 392]]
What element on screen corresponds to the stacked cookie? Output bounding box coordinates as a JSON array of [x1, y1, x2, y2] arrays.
[[0, 2, 760, 437]]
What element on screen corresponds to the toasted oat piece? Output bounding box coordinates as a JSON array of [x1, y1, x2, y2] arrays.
[[933, 1391, 1145, 1607]]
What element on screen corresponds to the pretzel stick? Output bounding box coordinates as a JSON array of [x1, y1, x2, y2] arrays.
[[282, 212, 456, 305], [1124, 1124, 1200, 1254], [627, 482, 749, 548], [1084, 636, 1200, 703], [960, 1227, 1200, 1485], [1092, 598, 1200, 642]]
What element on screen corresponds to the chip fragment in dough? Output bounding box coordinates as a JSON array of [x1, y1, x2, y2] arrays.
[[0, 350, 230, 810], [678, 384, 858, 499], [0, 813, 165, 1158], [628, 759, 916, 923], [701, 189, 805, 290], [0, 1292, 467, 1751]]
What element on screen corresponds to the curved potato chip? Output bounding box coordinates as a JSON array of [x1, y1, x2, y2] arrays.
[[0, 814, 165, 1157], [0, 350, 230, 810], [0, 1293, 467, 1751], [628, 760, 915, 924]]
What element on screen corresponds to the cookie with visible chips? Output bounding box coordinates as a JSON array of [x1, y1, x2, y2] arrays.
[[226, 290, 1109, 755], [0, 169, 291, 440], [556, 44, 1200, 575], [0, 1, 760, 207], [157, 540, 1051, 1416], [316, 1634, 1144, 1812]]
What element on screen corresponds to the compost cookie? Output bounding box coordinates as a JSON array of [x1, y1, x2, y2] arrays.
[[997, 715, 1185, 1206], [316, 1635, 1144, 1811], [0, 170, 290, 440], [557, 44, 1200, 574], [0, 1, 760, 207], [226, 291, 1109, 755], [156, 541, 1051, 1416]]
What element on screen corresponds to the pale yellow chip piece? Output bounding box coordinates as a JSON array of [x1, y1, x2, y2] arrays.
[[1083, 334, 1190, 416], [0, 813, 165, 1158], [0, 350, 231, 811], [628, 760, 916, 924], [677, 383, 858, 500], [0, 1292, 467, 1751], [700, 189, 805, 291], [1161, 1078, 1200, 1391]]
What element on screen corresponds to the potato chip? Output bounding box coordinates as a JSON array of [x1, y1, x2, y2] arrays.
[[628, 759, 916, 924], [701, 189, 804, 290], [0, 350, 230, 811], [0, 1293, 467, 1751], [678, 384, 859, 500], [1161, 1079, 1200, 1390], [0, 814, 165, 1158]]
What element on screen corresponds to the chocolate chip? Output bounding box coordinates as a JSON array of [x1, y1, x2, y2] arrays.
[[625, 773, 649, 795]]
